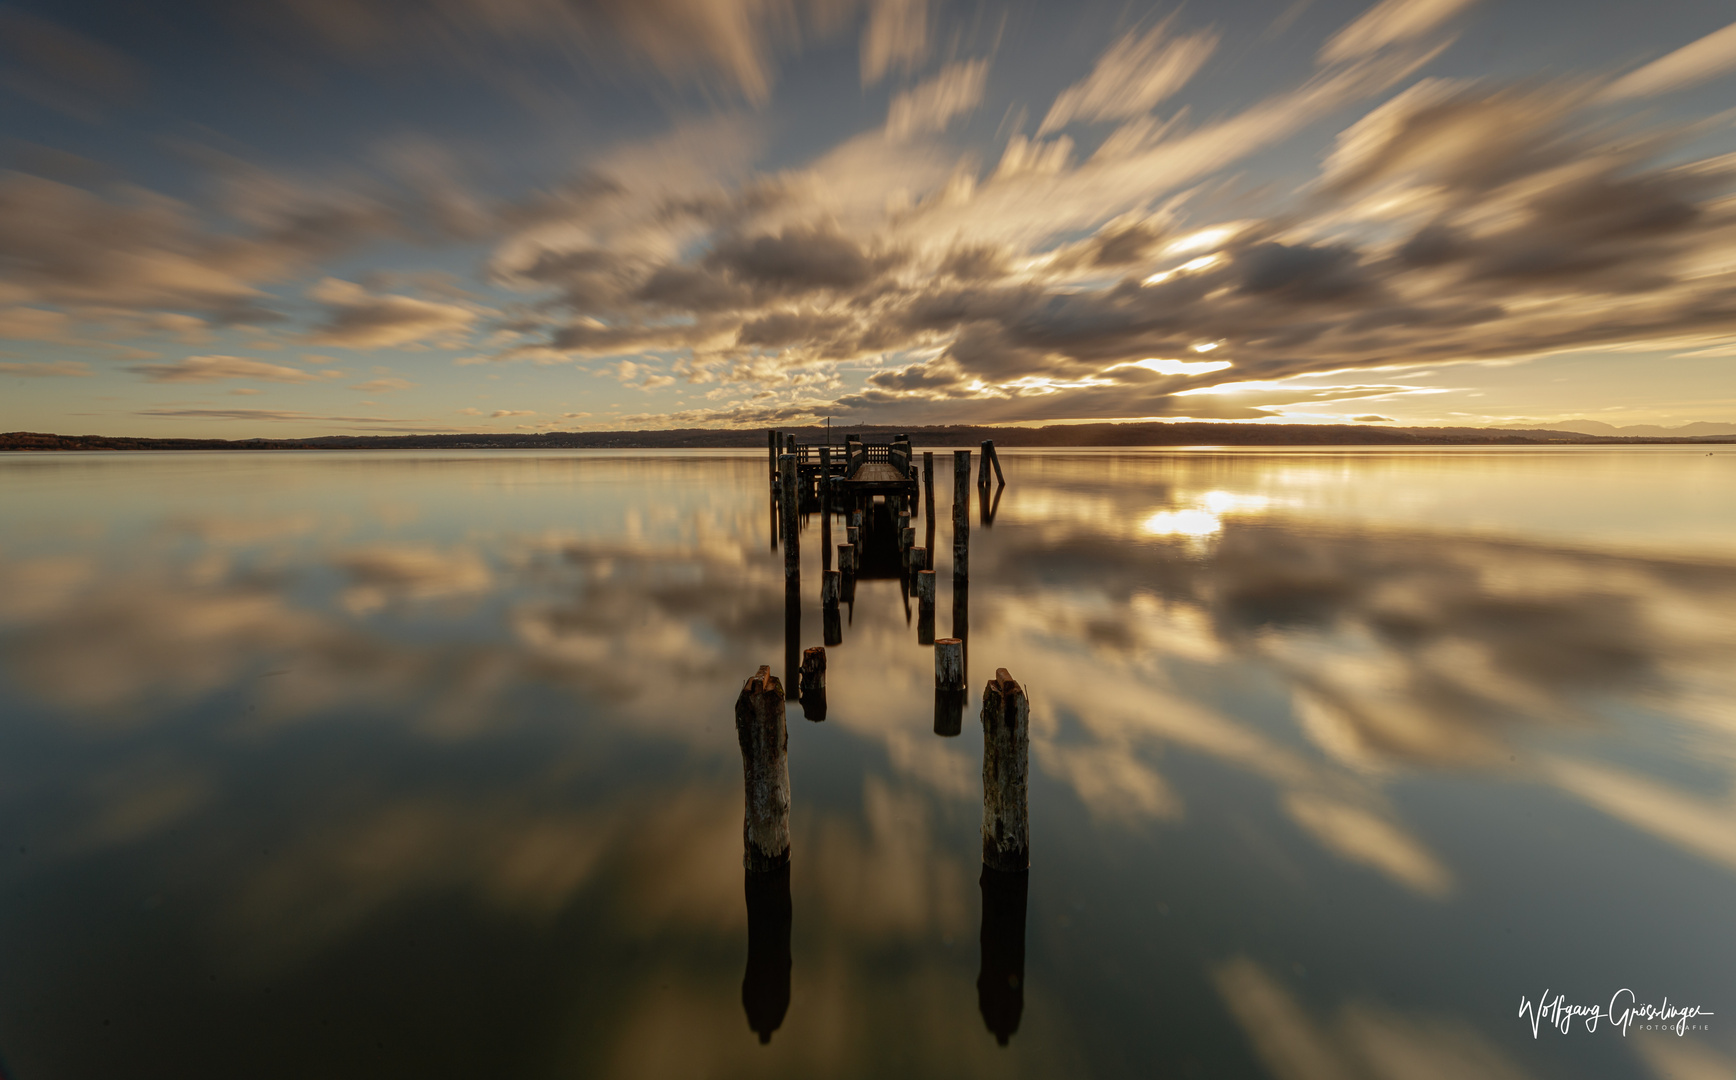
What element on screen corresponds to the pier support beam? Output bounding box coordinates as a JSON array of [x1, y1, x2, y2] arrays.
[[734, 666, 790, 872], [981, 669, 1029, 872]]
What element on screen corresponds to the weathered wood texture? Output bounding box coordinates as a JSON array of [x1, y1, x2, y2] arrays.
[[837, 543, 855, 575], [909, 546, 927, 572], [935, 638, 964, 690], [734, 666, 790, 872], [800, 646, 826, 698], [980, 668, 1029, 872]]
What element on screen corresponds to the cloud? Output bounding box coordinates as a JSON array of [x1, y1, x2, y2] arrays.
[[0, 359, 91, 377], [885, 60, 989, 141], [348, 377, 414, 392], [1039, 19, 1218, 134], [861, 0, 926, 85], [307, 278, 478, 348], [0, 306, 74, 342], [1319, 0, 1478, 65], [1597, 18, 1736, 101], [127, 354, 321, 383]]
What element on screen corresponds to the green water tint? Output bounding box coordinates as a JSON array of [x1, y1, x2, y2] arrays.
[[0, 447, 1731, 1078]]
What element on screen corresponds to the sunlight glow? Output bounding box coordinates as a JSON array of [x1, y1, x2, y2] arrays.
[[1126, 357, 1234, 376], [1180, 254, 1221, 272], [1192, 342, 1219, 352], [1168, 227, 1233, 255], [1142, 509, 1222, 537]]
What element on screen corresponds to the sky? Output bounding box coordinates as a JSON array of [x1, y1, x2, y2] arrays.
[[2, 0, 1736, 437]]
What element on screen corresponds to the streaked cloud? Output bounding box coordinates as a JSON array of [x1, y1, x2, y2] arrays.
[[0, 359, 90, 377], [307, 278, 479, 348], [885, 59, 988, 141], [1319, 0, 1478, 65], [1038, 18, 1218, 134], [127, 354, 322, 384], [1597, 18, 1736, 101]]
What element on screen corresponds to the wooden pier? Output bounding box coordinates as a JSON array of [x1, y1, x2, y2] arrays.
[[768, 431, 920, 507]]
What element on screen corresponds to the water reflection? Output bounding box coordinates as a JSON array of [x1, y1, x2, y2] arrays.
[[977, 867, 1029, 1046], [742, 865, 793, 1043], [0, 448, 1730, 1078]]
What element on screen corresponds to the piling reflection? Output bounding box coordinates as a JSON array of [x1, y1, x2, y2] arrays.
[[977, 867, 1028, 1046], [741, 865, 793, 1044]]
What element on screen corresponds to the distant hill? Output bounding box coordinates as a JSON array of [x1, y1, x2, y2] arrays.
[[1498, 420, 1736, 438], [5, 421, 1735, 452]]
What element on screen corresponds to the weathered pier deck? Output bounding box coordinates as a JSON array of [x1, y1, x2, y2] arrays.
[[766, 431, 920, 507]]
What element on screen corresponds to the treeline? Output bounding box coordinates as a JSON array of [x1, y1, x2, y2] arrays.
[[4, 423, 1731, 452]]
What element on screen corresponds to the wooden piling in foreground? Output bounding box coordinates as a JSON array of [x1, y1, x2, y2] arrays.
[[936, 638, 964, 690], [735, 666, 790, 872], [916, 569, 936, 646], [986, 440, 1006, 487], [981, 668, 1029, 872], [799, 647, 827, 721], [846, 525, 860, 550], [914, 568, 935, 603], [838, 543, 855, 576], [901, 526, 916, 563]]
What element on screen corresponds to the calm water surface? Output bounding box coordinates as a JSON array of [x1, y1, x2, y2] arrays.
[[0, 447, 1732, 1079]]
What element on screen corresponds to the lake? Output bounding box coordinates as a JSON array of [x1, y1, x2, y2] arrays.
[[0, 447, 1731, 1079]]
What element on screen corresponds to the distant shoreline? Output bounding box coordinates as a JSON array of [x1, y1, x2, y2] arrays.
[[4, 423, 1734, 452]]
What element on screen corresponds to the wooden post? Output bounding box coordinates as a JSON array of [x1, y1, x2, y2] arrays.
[[734, 666, 790, 872], [819, 446, 832, 570], [923, 451, 935, 517], [935, 638, 964, 690], [837, 543, 855, 576], [985, 440, 1005, 487], [800, 647, 825, 696], [979, 441, 993, 487], [953, 450, 971, 579], [821, 569, 842, 607], [768, 430, 779, 486], [981, 668, 1029, 872], [916, 569, 935, 646], [799, 646, 827, 721], [901, 526, 916, 564], [780, 455, 799, 580], [846, 525, 860, 550], [909, 546, 926, 572]]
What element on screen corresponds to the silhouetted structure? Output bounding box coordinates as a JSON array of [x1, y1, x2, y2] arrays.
[[977, 866, 1028, 1045], [742, 864, 793, 1043]]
